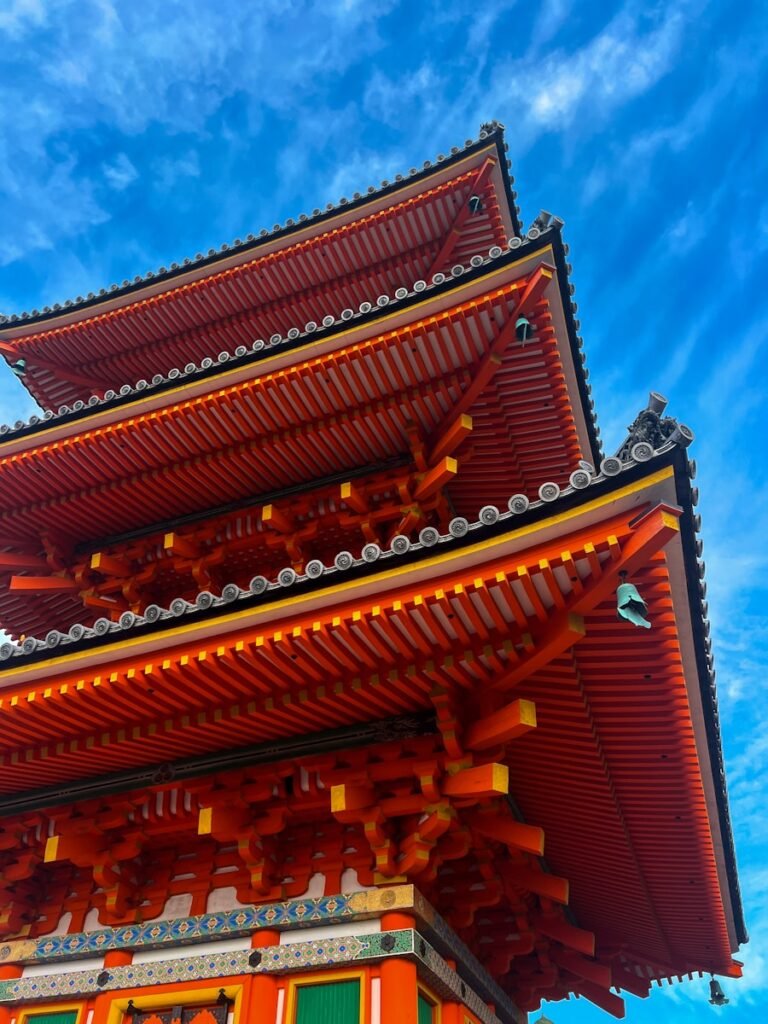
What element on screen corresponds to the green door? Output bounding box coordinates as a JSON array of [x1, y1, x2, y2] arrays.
[[27, 1014, 78, 1024], [418, 993, 434, 1024], [295, 979, 360, 1024]]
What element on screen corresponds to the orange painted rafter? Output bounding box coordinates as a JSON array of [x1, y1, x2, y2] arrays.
[[0, 370, 470, 541], [0, 272, 543, 491], [8, 575, 79, 592], [0, 504, 669, 751], [0, 342, 107, 393], [0, 552, 51, 570], [429, 412, 473, 466], [426, 264, 555, 460], [8, 164, 494, 367], [424, 156, 497, 279]]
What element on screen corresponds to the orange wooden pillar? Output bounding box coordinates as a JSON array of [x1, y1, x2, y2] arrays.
[[92, 952, 133, 1024], [0, 965, 21, 1024], [249, 929, 280, 1024], [380, 912, 417, 1024], [440, 959, 462, 1024]]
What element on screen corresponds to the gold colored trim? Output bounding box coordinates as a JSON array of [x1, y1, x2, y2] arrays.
[[0, 467, 675, 683], [0, 243, 554, 454]]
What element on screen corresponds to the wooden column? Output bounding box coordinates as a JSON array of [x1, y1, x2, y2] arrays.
[[0, 965, 21, 1024], [249, 929, 280, 1024], [441, 958, 462, 1024], [380, 912, 417, 1024]]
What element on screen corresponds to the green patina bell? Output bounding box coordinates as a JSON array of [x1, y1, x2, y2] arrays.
[[515, 316, 533, 343], [10, 358, 26, 378], [617, 574, 651, 629], [709, 978, 729, 1005]]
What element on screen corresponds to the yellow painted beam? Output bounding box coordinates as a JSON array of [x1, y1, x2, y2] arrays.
[[465, 698, 537, 750]]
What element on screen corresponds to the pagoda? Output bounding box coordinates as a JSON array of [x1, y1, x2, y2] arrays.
[[0, 122, 745, 1024]]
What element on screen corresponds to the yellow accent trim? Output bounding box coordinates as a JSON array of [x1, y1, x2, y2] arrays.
[[284, 968, 367, 1024], [330, 784, 346, 813], [519, 699, 537, 728], [492, 763, 509, 794], [20, 1000, 87, 1024], [0, 467, 675, 682], [43, 835, 59, 863], [0, 233, 548, 454], [104, 984, 245, 1024], [198, 806, 212, 835], [418, 980, 444, 1024]]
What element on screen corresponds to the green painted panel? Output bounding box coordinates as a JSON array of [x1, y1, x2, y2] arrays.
[[295, 979, 360, 1024], [27, 1014, 78, 1024], [418, 993, 434, 1024]]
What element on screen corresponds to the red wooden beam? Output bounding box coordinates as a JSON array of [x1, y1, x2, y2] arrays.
[[464, 698, 537, 750], [468, 808, 545, 856], [490, 612, 585, 692], [0, 552, 50, 570], [413, 456, 458, 502], [443, 762, 508, 799], [426, 263, 555, 452], [425, 156, 496, 279], [550, 948, 612, 988], [9, 575, 79, 592], [504, 865, 569, 904], [429, 413, 473, 466], [536, 915, 595, 957]]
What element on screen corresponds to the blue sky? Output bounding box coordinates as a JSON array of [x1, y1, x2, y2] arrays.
[[0, 0, 766, 1019]]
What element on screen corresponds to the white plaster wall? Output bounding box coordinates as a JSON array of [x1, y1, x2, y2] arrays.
[[279, 920, 380, 945], [206, 886, 252, 913], [35, 911, 72, 937], [23, 957, 104, 978], [132, 937, 250, 965], [340, 868, 374, 893]]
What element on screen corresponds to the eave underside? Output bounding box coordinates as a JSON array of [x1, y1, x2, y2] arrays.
[[0, 262, 586, 639], [0, 473, 741, 1008], [1, 143, 513, 411]]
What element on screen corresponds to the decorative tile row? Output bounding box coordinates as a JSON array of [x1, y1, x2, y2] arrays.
[[0, 438, 685, 664], [0, 929, 516, 1024], [0, 888, 412, 965], [0, 122, 509, 327]]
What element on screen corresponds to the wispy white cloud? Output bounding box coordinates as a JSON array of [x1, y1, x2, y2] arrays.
[[103, 152, 139, 191], [364, 64, 447, 130], [490, 5, 690, 144], [529, 0, 573, 52], [0, 0, 46, 39], [152, 150, 200, 191], [0, 0, 398, 275]]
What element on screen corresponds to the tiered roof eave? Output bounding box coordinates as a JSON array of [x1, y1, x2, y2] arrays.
[[0, 443, 747, 980], [0, 124, 519, 334], [0, 227, 600, 466]]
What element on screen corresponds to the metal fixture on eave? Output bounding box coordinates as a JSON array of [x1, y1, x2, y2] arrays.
[[617, 570, 651, 629], [709, 977, 729, 1006], [515, 316, 534, 343]]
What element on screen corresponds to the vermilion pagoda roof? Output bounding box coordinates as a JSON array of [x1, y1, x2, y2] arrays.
[[0, 124, 745, 1018], [0, 238, 597, 640], [0, 449, 746, 992], [0, 126, 521, 412]]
